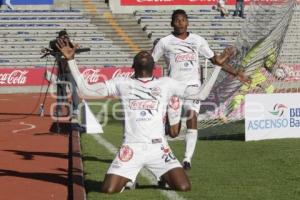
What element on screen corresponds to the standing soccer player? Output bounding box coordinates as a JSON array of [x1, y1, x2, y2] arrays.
[[152, 9, 249, 170], [56, 38, 194, 193]]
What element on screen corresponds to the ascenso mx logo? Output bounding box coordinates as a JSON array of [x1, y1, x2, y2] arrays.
[[269, 103, 287, 117]]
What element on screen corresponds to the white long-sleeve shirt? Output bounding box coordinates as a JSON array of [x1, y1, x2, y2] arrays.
[[152, 33, 214, 85], [68, 59, 187, 143]]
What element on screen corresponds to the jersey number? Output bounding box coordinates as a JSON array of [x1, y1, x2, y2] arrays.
[[193, 100, 200, 104]]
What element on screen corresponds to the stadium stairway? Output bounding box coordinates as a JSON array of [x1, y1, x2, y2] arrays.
[[69, 0, 153, 65]]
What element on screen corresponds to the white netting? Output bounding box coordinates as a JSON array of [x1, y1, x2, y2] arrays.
[[198, 0, 298, 130]]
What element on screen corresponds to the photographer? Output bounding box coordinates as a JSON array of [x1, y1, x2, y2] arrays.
[[49, 29, 79, 118]]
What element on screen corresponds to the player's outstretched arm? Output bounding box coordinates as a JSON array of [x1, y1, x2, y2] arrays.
[[67, 60, 109, 97], [56, 39, 109, 97], [210, 46, 251, 84]]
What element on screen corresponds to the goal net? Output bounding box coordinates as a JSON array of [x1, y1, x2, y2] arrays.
[[197, 0, 298, 130]]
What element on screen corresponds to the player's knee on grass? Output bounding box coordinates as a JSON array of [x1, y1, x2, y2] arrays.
[[101, 185, 122, 194], [161, 168, 191, 192], [170, 178, 191, 192], [101, 174, 129, 194]]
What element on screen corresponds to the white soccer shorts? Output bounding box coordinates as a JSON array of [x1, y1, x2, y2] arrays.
[[183, 98, 201, 114], [106, 142, 182, 182], [182, 84, 202, 114]]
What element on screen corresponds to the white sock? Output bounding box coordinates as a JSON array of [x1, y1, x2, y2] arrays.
[[183, 129, 198, 163]]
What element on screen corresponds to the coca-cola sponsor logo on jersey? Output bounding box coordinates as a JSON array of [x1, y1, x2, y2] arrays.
[[82, 69, 101, 84], [175, 52, 196, 62], [129, 99, 158, 110], [0, 70, 28, 85], [112, 68, 134, 79]]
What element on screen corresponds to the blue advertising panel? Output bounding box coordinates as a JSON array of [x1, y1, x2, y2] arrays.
[[11, 0, 53, 5]]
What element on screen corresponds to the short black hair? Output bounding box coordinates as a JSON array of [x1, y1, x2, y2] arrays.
[[171, 9, 188, 23], [132, 51, 155, 74], [58, 29, 68, 37]]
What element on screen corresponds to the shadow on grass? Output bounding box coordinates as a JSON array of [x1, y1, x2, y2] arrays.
[[84, 179, 103, 193], [135, 184, 172, 190], [82, 156, 112, 163], [199, 120, 245, 141], [199, 133, 245, 141], [84, 179, 171, 193]]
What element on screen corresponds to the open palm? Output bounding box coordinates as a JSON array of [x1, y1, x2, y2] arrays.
[[56, 38, 76, 60]]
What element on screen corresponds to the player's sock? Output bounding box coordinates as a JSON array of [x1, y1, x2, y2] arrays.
[[119, 187, 125, 193], [183, 129, 198, 165], [125, 181, 136, 190]]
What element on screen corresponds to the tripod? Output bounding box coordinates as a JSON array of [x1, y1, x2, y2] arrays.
[[40, 54, 62, 133]]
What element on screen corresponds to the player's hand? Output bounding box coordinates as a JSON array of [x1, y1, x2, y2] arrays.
[[222, 45, 237, 61], [214, 46, 237, 65], [56, 38, 77, 60], [237, 70, 251, 84]]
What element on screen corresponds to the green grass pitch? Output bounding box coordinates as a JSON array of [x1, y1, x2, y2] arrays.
[[81, 100, 300, 200]]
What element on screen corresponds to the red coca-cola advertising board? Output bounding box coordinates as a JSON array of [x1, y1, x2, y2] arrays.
[[121, 0, 219, 5], [0, 68, 45, 86], [121, 0, 297, 6], [0, 66, 162, 86]]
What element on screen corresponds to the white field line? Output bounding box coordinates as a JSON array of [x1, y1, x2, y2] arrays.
[[92, 134, 187, 200], [12, 122, 36, 133]]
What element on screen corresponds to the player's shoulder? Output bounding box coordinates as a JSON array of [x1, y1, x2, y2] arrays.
[[108, 76, 132, 84], [156, 76, 179, 84], [159, 34, 174, 42], [189, 33, 207, 42], [157, 76, 170, 81]]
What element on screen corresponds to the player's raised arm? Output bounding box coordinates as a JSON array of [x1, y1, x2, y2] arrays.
[[210, 46, 251, 84], [56, 38, 109, 97]]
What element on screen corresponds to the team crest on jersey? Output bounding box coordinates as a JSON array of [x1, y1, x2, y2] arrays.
[[129, 99, 159, 110], [169, 96, 180, 110], [175, 52, 196, 62], [118, 145, 133, 162], [150, 87, 161, 96]]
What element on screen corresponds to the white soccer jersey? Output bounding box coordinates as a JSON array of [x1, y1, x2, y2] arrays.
[[218, 0, 225, 6], [152, 33, 214, 85], [105, 76, 186, 143]]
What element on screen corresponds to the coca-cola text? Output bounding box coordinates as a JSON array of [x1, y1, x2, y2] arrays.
[[0, 70, 28, 85]]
